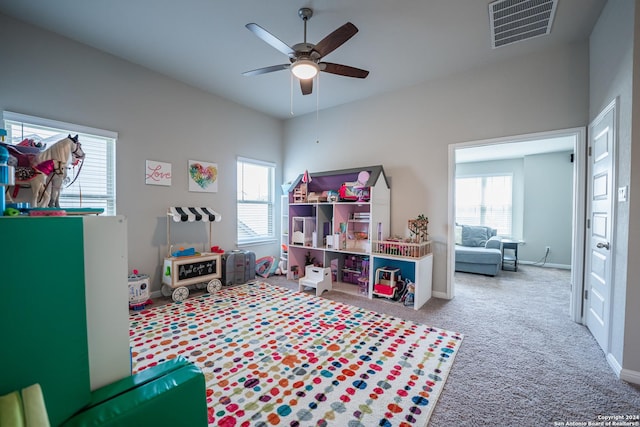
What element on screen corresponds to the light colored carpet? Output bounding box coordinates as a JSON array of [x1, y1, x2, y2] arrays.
[[265, 265, 640, 426]]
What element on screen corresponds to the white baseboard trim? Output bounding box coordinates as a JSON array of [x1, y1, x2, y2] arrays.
[[607, 352, 623, 377], [620, 368, 640, 385], [150, 290, 163, 299], [518, 261, 571, 270], [431, 291, 450, 299], [604, 353, 640, 385]]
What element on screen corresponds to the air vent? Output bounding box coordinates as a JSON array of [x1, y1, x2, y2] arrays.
[[489, 0, 558, 48]]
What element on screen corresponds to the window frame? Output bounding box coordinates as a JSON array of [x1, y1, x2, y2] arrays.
[[2, 111, 117, 215], [236, 156, 276, 246]]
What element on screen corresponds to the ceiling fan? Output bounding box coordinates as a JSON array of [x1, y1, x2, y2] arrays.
[[242, 7, 369, 95]]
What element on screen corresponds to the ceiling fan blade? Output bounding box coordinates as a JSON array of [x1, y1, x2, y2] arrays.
[[314, 22, 358, 58], [300, 79, 313, 95], [320, 62, 369, 78], [246, 23, 295, 57], [242, 64, 290, 76]]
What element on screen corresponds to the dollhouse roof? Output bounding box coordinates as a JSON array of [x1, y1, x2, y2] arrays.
[[286, 165, 389, 194]]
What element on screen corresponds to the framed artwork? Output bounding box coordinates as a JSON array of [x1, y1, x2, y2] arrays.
[[188, 160, 218, 193], [145, 160, 172, 186]]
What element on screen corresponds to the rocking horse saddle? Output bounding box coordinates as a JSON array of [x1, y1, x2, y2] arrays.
[[0, 142, 41, 167]]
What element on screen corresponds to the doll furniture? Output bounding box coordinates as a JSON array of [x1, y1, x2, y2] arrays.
[[299, 265, 332, 296], [372, 266, 401, 299]]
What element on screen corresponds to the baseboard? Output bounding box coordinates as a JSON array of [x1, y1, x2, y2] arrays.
[[607, 352, 623, 377], [431, 291, 450, 299], [604, 353, 640, 385], [150, 290, 163, 299], [518, 261, 571, 270], [620, 368, 640, 385]]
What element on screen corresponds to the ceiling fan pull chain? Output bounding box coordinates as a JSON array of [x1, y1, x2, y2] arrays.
[[316, 73, 320, 143]]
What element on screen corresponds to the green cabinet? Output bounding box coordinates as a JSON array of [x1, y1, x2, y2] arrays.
[[0, 216, 129, 426]]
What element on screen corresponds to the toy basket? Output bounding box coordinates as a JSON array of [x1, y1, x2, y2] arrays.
[[128, 272, 150, 309]]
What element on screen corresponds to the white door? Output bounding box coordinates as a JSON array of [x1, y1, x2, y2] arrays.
[[585, 100, 616, 352]]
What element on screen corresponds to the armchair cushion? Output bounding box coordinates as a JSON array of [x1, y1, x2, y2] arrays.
[[485, 236, 502, 250], [461, 225, 496, 247]]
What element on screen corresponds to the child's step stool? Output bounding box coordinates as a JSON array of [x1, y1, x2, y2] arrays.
[[299, 265, 332, 297]]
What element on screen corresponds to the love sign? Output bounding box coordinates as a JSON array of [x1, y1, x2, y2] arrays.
[[145, 160, 172, 186]]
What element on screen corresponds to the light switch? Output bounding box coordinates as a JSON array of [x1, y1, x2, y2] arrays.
[[618, 186, 628, 202]]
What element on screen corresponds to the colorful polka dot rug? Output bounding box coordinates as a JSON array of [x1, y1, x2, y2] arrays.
[[130, 282, 463, 426]]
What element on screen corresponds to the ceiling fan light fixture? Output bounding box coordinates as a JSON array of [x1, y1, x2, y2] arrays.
[[291, 59, 319, 79]]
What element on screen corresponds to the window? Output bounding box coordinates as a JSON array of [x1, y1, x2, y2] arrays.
[[3, 111, 117, 215], [237, 157, 275, 244], [456, 174, 513, 235]]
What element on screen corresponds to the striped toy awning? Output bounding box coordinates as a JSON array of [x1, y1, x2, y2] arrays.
[[168, 207, 221, 223]]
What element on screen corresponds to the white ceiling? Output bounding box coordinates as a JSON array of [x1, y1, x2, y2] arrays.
[[0, 0, 605, 120]]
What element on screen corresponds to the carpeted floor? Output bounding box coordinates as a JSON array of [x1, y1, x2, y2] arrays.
[[264, 265, 640, 426]]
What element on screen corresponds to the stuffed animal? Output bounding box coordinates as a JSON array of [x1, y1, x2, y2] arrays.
[[275, 257, 288, 275]]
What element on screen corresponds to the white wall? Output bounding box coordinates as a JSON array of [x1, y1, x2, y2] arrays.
[[284, 43, 590, 295], [0, 13, 283, 293], [522, 151, 573, 266], [589, 0, 640, 378]]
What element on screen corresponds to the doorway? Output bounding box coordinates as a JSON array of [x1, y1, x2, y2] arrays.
[[447, 127, 587, 322]]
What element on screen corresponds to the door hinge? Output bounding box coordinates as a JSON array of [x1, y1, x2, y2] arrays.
[[587, 218, 591, 229], [584, 289, 588, 299], [588, 146, 592, 156]]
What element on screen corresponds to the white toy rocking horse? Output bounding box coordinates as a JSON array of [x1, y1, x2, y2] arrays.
[[5, 135, 85, 208]]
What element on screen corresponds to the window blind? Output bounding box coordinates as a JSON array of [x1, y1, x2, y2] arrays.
[[237, 157, 275, 244], [456, 174, 513, 235]]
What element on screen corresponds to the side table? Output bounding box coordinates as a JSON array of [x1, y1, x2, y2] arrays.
[[502, 239, 521, 271]]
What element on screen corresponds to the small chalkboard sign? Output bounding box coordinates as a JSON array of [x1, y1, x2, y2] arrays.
[[178, 259, 217, 281]]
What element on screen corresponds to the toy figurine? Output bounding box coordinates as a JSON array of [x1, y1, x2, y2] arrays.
[[403, 281, 415, 306]]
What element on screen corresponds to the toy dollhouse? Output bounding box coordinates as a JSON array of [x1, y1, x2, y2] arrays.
[[284, 165, 433, 310]]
